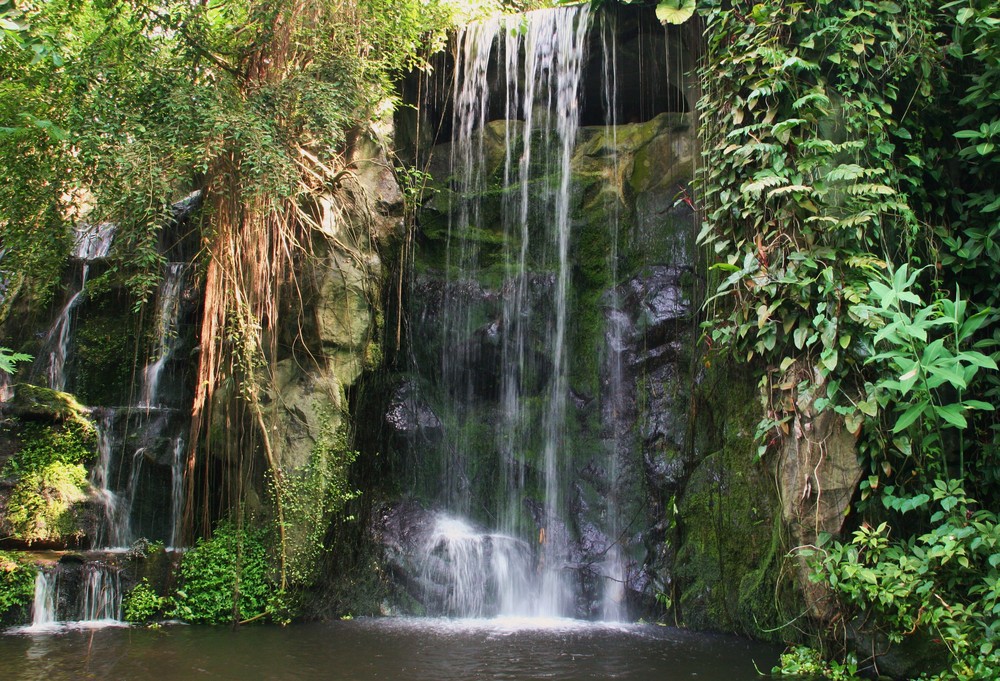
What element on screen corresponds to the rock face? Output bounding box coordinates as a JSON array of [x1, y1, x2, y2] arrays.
[[370, 5, 806, 633], [383, 99, 715, 617], [777, 396, 862, 620]]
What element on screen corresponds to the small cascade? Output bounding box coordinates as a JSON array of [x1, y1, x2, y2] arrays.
[[91, 411, 129, 548], [168, 435, 186, 548], [23, 562, 124, 629], [33, 222, 117, 390], [79, 563, 123, 622], [39, 266, 89, 391], [72, 222, 116, 260], [30, 571, 57, 627], [85, 261, 194, 550], [420, 516, 535, 618], [139, 263, 186, 408]]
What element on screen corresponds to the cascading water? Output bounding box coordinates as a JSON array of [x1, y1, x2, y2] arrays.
[[91, 411, 130, 549], [30, 571, 57, 628], [598, 10, 626, 622], [412, 4, 593, 618], [139, 263, 186, 408], [397, 2, 697, 621], [79, 563, 123, 622], [168, 435, 186, 549], [15, 200, 198, 630], [86, 261, 191, 551], [34, 223, 116, 391], [24, 563, 124, 629]]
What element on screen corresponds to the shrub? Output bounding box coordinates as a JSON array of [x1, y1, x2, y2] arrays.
[[0, 551, 36, 618], [169, 521, 271, 624], [123, 578, 166, 623]]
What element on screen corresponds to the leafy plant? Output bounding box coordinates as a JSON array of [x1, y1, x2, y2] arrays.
[[169, 520, 271, 624], [123, 579, 166, 624], [697, 1, 1000, 676], [811, 483, 1000, 680], [0, 551, 36, 617], [0, 347, 31, 374], [773, 646, 862, 680]]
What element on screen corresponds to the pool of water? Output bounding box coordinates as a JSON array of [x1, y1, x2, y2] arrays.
[[0, 617, 782, 680]]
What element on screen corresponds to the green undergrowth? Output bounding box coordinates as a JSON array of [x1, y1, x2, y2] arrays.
[[169, 521, 271, 624], [0, 551, 37, 621]]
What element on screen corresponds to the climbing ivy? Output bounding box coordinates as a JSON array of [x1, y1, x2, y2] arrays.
[[698, 1, 1000, 677]]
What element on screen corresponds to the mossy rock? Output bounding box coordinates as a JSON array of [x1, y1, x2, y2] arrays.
[[670, 361, 793, 639], [5, 384, 94, 433]]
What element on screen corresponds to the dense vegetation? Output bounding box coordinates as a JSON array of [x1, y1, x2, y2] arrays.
[[697, 1, 999, 678]]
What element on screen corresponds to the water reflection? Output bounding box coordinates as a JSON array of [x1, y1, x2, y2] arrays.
[[1, 618, 780, 680]]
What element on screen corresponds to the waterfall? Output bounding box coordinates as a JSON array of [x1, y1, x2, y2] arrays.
[[420, 515, 535, 618], [139, 263, 186, 408], [79, 563, 123, 622], [30, 571, 57, 627], [168, 435, 186, 548], [85, 261, 191, 550], [25, 563, 124, 629], [72, 222, 116, 260], [413, 3, 592, 618], [91, 411, 130, 548], [34, 222, 116, 390], [39, 265, 89, 392], [598, 10, 626, 622]]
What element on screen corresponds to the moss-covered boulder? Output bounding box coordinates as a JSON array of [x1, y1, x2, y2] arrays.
[[0, 388, 98, 548]]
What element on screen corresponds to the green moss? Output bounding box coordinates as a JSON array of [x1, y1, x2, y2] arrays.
[[4, 461, 89, 544], [1, 415, 96, 545], [2, 419, 96, 478], [7, 384, 94, 432], [672, 361, 792, 640]]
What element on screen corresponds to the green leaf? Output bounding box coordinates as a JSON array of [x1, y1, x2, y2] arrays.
[[934, 403, 968, 429], [893, 400, 928, 433], [656, 0, 696, 25], [962, 400, 994, 411]]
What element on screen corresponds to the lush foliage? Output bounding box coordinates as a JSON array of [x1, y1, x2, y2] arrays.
[[123, 578, 167, 624], [170, 521, 271, 624], [698, 0, 1000, 677], [0, 0, 459, 307], [774, 646, 861, 680], [813, 483, 1000, 680], [0, 551, 36, 617]]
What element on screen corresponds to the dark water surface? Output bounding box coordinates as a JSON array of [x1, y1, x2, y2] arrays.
[[0, 617, 781, 680]]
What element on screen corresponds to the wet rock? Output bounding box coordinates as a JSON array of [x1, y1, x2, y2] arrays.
[[385, 381, 443, 436]]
